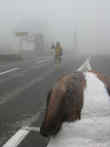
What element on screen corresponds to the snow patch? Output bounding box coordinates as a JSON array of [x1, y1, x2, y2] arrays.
[[82, 72, 110, 118], [47, 72, 110, 147]]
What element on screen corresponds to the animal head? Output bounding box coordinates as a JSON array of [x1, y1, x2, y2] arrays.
[[40, 72, 86, 137]]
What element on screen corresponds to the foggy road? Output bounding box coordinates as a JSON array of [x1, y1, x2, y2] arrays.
[[0, 56, 56, 146], [1, 54, 110, 147], [0, 55, 82, 146], [1, 0, 110, 146]]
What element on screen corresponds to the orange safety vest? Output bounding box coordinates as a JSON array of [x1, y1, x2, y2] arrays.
[[55, 47, 62, 56]]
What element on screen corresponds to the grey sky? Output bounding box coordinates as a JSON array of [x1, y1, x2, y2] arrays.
[[0, 0, 110, 54]]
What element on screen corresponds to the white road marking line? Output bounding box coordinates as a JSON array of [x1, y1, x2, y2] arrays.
[[23, 126, 40, 132], [3, 128, 29, 147], [35, 59, 51, 65], [2, 127, 41, 147], [3, 104, 45, 147], [0, 68, 19, 76], [77, 57, 92, 72], [0, 69, 54, 105]]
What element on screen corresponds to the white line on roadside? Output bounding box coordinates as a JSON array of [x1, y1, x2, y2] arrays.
[[77, 57, 92, 72], [3, 106, 44, 147], [2, 128, 30, 147], [0, 68, 19, 76], [37, 60, 49, 64], [2, 96, 46, 147], [23, 126, 40, 132], [2, 126, 40, 147], [0, 69, 54, 105]]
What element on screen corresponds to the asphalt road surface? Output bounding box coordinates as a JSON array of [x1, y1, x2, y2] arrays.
[[0, 54, 110, 147]]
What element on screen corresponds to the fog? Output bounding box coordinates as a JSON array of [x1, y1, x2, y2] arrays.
[[0, 0, 110, 55]]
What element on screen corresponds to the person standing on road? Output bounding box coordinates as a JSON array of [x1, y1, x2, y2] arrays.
[[54, 41, 63, 64]]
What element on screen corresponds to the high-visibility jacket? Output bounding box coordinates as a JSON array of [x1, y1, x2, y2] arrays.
[[55, 47, 62, 56]]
